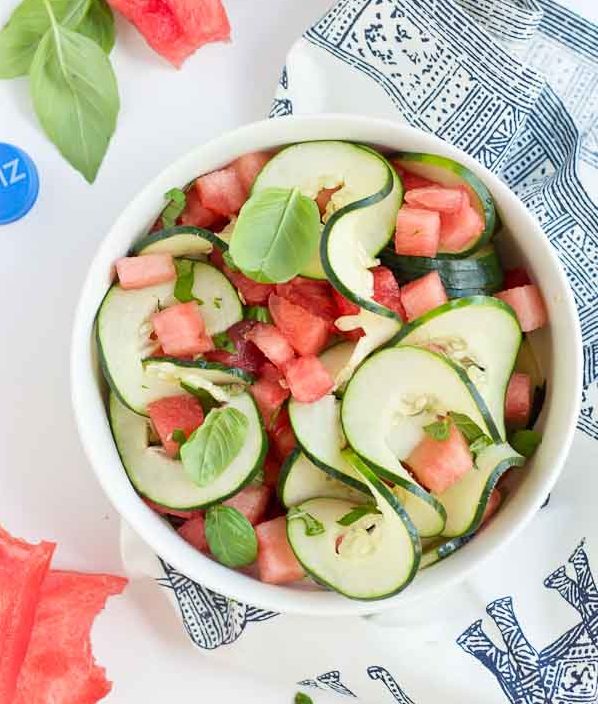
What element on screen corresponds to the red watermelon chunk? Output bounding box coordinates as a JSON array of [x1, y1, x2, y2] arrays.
[[196, 166, 246, 217], [211, 250, 275, 305], [275, 277, 338, 325], [406, 422, 473, 494], [260, 361, 284, 383], [495, 284, 547, 332], [372, 266, 406, 319], [263, 450, 282, 488], [147, 394, 204, 457], [404, 186, 465, 213], [250, 376, 290, 428], [152, 301, 213, 357], [233, 152, 271, 192], [503, 267, 531, 290], [0, 527, 55, 703], [505, 372, 532, 427], [245, 323, 295, 368], [224, 485, 271, 525], [177, 515, 208, 552], [256, 517, 305, 584], [180, 186, 220, 228], [106, 0, 230, 68], [14, 570, 127, 704], [269, 407, 296, 460], [395, 206, 441, 257], [400, 271, 448, 321], [269, 294, 330, 356], [116, 253, 175, 289], [145, 498, 202, 520], [394, 165, 436, 190], [439, 196, 484, 253], [284, 356, 334, 403], [332, 287, 359, 317], [481, 489, 502, 525], [203, 320, 265, 374]]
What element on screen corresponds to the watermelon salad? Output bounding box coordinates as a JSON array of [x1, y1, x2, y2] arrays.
[[97, 141, 548, 601]]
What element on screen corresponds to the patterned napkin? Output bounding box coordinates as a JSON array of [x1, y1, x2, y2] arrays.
[[123, 1, 598, 701]]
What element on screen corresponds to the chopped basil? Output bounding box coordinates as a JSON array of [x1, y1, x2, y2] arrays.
[[469, 434, 493, 457], [448, 411, 486, 443], [171, 428, 187, 446], [337, 505, 381, 526], [205, 506, 257, 568], [294, 694, 314, 704], [213, 296, 223, 309], [213, 332, 236, 354], [423, 417, 451, 441], [180, 382, 220, 414], [287, 507, 325, 536], [509, 429, 542, 458], [161, 188, 186, 229], [174, 259, 203, 304], [245, 306, 273, 324]]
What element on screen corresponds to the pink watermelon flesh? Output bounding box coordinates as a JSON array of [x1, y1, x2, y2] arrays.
[[14, 570, 127, 704], [250, 376, 290, 428], [406, 422, 474, 494], [116, 254, 175, 290], [180, 186, 219, 228], [196, 166, 247, 217], [152, 301, 213, 357], [505, 372, 532, 427], [245, 323, 295, 369], [256, 517, 305, 584], [393, 165, 437, 190], [177, 516, 208, 552], [269, 294, 330, 357], [284, 356, 334, 403], [224, 485, 271, 525], [439, 196, 484, 253], [0, 527, 55, 704], [400, 271, 448, 321], [144, 499, 202, 519], [495, 285, 547, 332], [233, 152, 271, 192], [481, 489, 502, 525], [404, 186, 465, 213], [395, 206, 440, 257], [106, 0, 230, 68], [147, 394, 204, 458]]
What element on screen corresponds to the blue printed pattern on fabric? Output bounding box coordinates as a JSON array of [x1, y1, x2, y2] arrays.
[[158, 561, 277, 649], [298, 671, 357, 697], [458, 540, 598, 703]]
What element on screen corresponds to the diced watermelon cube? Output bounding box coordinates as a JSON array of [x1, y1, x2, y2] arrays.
[[256, 517, 305, 584], [147, 394, 205, 457], [404, 186, 465, 213], [284, 356, 334, 403], [177, 516, 208, 552], [394, 165, 437, 190], [144, 499, 202, 520], [260, 361, 284, 383], [269, 408, 296, 460], [196, 166, 247, 217], [495, 285, 548, 332], [503, 267, 531, 290], [332, 287, 360, 317], [275, 277, 338, 325], [224, 485, 271, 525], [152, 301, 214, 357], [106, 0, 230, 68], [211, 250, 276, 304], [263, 450, 282, 488], [250, 376, 290, 428], [233, 151, 271, 192], [400, 271, 448, 321], [116, 254, 175, 290], [372, 266, 406, 319], [315, 187, 340, 217], [481, 489, 502, 525], [439, 196, 484, 253], [246, 323, 295, 368], [406, 422, 474, 494], [505, 372, 532, 427], [269, 294, 330, 356], [395, 207, 440, 257], [180, 186, 220, 228]]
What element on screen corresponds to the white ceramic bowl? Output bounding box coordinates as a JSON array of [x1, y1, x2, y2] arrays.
[[71, 114, 582, 616]]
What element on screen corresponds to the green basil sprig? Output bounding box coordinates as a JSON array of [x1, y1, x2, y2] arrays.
[[205, 505, 257, 568], [423, 417, 450, 441], [174, 259, 204, 304], [180, 406, 248, 487], [162, 188, 187, 229], [245, 305, 272, 324], [75, 0, 114, 53], [229, 187, 320, 283], [213, 332, 236, 354], [336, 505, 380, 527]]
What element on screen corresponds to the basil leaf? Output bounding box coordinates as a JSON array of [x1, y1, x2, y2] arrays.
[[509, 429, 542, 458], [245, 305, 272, 323], [287, 507, 325, 536], [295, 694, 314, 704], [337, 505, 380, 526], [448, 412, 485, 443], [162, 188, 186, 229], [469, 434, 493, 457], [423, 417, 450, 441], [180, 382, 220, 413], [205, 506, 257, 568], [171, 428, 187, 446], [213, 296, 223, 309], [180, 407, 248, 487], [0, 0, 89, 78], [229, 187, 320, 283], [29, 5, 119, 183], [174, 259, 203, 304], [213, 332, 236, 353], [75, 0, 114, 53], [223, 250, 239, 271]]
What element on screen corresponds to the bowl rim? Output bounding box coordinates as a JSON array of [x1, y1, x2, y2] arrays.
[[71, 113, 583, 616]]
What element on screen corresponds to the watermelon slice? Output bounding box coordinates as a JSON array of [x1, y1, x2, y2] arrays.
[[406, 422, 473, 494], [180, 186, 220, 228], [196, 166, 247, 217], [495, 284, 547, 332], [115, 254, 175, 290], [275, 277, 337, 325], [505, 372, 532, 427], [269, 294, 330, 356], [0, 527, 55, 703], [147, 394, 204, 458], [439, 196, 484, 253], [404, 186, 465, 213], [284, 356, 334, 403], [152, 301, 214, 357], [250, 376, 290, 428], [400, 271, 448, 321], [256, 517, 305, 584], [394, 207, 440, 257], [106, 0, 230, 68], [233, 152, 271, 192], [245, 323, 295, 368], [14, 571, 127, 704], [177, 516, 208, 552], [269, 407, 296, 460], [372, 266, 406, 319], [224, 485, 271, 525]]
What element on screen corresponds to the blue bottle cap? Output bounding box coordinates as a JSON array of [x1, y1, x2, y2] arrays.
[[0, 143, 40, 225]]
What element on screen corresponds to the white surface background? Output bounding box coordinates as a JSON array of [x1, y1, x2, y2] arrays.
[[0, 0, 595, 701]]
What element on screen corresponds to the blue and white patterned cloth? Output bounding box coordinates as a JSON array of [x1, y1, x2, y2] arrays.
[[123, 1, 598, 701]]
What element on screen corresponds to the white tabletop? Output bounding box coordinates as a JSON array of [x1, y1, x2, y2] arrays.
[[0, 0, 595, 701]]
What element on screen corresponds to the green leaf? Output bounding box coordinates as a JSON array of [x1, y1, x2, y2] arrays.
[[174, 259, 203, 304], [171, 428, 187, 446], [509, 429, 542, 458], [469, 434, 493, 458], [423, 417, 450, 441], [180, 382, 220, 414], [229, 187, 320, 283], [75, 0, 114, 53], [29, 3, 119, 182], [162, 187, 186, 229], [287, 507, 325, 536], [205, 505, 257, 568], [294, 694, 314, 704], [0, 0, 88, 78], [245, 305, 272, 324], [180, 406, 248, 487], [223, 250, 239, 271], [213, 332, 236, 354], [448, 412, 486, 443], [336, 505, 380, 526]]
